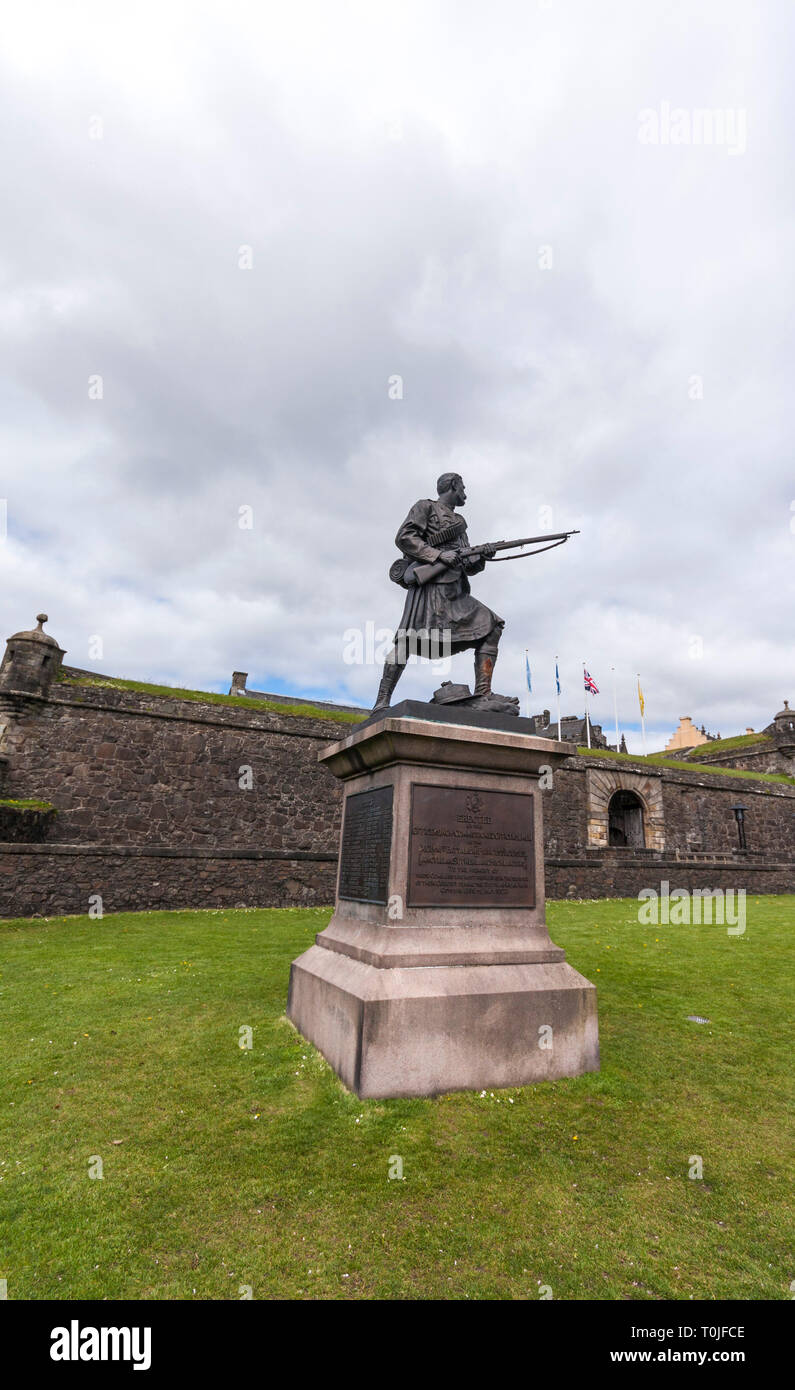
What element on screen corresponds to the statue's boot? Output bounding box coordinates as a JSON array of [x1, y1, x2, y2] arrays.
[[473, 648, 496, 697], [372, 659, 405, 713]]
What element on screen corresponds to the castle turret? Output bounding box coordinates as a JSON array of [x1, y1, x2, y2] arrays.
[[772, 699, 793, 730], [0, 614, 66, 699], [769, 699, 795, 751]]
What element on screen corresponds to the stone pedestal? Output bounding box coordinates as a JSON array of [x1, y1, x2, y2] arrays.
[[287, 703, 599, 1098]]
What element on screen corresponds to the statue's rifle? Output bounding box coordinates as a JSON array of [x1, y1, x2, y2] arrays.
[[400, 530, 579, 587]]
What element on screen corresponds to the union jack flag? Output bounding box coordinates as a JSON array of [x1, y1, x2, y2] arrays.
[[584, 668, 599, 695]]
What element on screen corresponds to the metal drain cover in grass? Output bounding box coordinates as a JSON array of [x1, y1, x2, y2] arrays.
[[687, 1015, 710, 1024]]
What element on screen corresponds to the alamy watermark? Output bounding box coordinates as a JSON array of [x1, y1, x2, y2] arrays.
[[638, 881, 746, 935], [638, 102, 747, 156], [343, 622, 452, 671], [50, 1322, 151, 1370]]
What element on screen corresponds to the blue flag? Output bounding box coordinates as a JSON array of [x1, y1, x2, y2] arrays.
[[525, 653, 532, 693], [555, 661, 561, 695]]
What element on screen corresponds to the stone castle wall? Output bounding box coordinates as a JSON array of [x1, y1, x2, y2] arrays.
[[542, 753, 795, 899], [0, 843, 338, 917], [1, 670, 793, 917], [659, 770, 794, 855], [684, 745, 795, 778], [540, 765, 589, 858], [545, 851, 795, 900], [0, 673, 343, 916], [1, 678, 343, 851]]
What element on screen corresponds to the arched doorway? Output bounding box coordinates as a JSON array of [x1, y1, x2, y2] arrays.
[[608, 790, 645, 848]]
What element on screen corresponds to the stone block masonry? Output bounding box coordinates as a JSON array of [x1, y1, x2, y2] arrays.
[[1, 678, 344, 850], [0, 667, 347, 917], [0, 844, 337, 917], [544, 755, 795, 898]]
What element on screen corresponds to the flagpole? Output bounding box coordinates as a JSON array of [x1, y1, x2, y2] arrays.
[[638, 672, 647, 755], [524, 648, 530, 720], [583, 662, 591, 749], [555, 655, 561, 740], [612, 665, 619, 751]]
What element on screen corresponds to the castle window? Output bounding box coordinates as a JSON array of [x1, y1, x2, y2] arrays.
[[608, 790, 645, 848]]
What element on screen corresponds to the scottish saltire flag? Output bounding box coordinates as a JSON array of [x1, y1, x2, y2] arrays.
[[555, 661, 561, 695], [584, 668, 599, 695], [525, 653, 532, 692]]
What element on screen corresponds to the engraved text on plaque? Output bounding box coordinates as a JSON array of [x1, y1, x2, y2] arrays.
[[407, 783, 535, 908], [338, 786, 393, 904]]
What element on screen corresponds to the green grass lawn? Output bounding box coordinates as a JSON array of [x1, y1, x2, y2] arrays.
[[1, 898, 792, 1301]]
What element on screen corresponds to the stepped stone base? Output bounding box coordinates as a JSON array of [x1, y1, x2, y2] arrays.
[[288, 945, 598, 1098], [286, 707, 600, 1098]]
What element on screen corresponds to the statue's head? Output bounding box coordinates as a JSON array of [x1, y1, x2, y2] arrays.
[[437, 472, 466, 505]]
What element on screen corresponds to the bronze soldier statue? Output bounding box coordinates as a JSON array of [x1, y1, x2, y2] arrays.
[[373, 472, 503, 712]]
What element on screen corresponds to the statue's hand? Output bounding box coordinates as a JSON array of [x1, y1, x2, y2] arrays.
[[439, 549, 460, 566], [480, 543, 497, 558]]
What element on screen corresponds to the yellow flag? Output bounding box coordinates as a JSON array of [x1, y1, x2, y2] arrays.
[[637, 679, 645, 717]]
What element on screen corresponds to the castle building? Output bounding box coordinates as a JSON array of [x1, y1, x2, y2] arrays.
[[666, 716, 709, 751], [0, 614, 793, 917], [528, 709, 610, 749]]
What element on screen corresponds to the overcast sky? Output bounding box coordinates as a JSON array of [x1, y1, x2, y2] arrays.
[[1, 0, 792, 750]]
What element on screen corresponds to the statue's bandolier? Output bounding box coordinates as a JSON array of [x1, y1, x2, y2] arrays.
[[425, 517, 467, 548]]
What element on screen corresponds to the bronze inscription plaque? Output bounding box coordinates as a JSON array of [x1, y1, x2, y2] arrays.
[[338, 786, 393, 904], [407, 783, 535, 908]]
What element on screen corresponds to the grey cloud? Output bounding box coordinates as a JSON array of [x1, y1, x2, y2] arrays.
[[0, 0, 792, 748]]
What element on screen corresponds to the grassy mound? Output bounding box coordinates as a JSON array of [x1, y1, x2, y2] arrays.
[[56, 672, 365, 725], [576, 744, 793, 786]]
